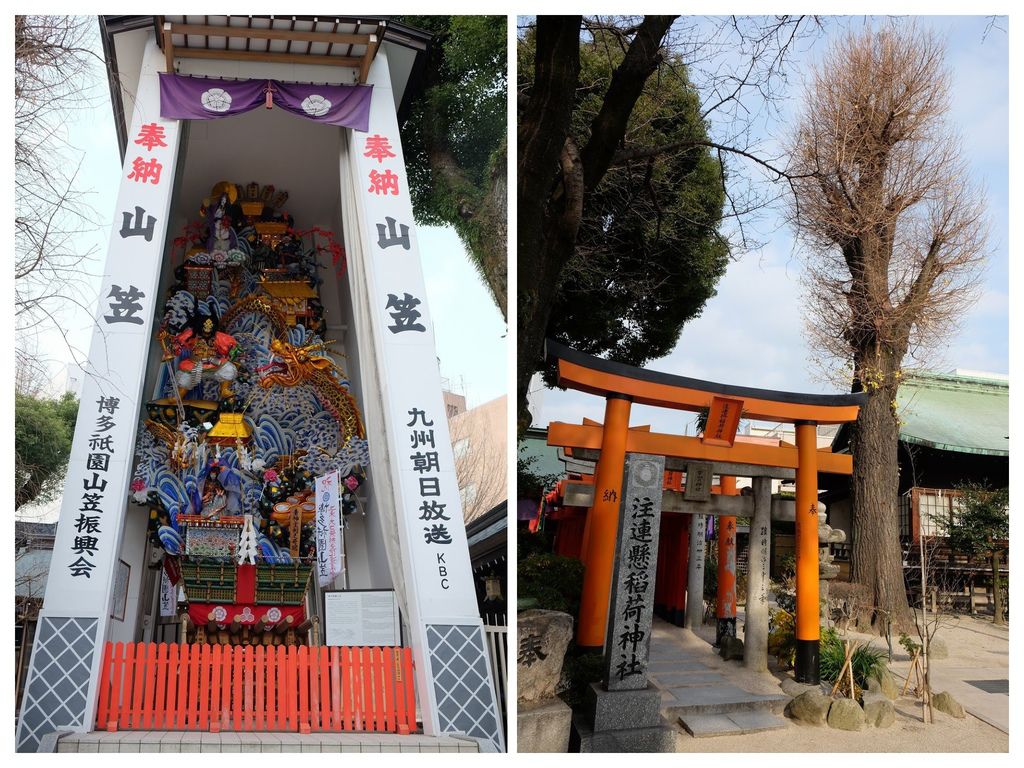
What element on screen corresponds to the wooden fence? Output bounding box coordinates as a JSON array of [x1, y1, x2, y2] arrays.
[[95, 642, 416, 734]]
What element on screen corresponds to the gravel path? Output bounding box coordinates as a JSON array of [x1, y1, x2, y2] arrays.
[[666, 612, 1009, 752]]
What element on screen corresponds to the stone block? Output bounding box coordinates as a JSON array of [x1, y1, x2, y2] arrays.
[[932, 691, 965, 719], [867, 666, 899, 700], [518, 697, 572, 753], [602, 454, 665, 692], [781, 678, 823, 698], [586, 682, 663, 731], [861, 691, 895, 728], [827, 697, 865, 731], [572, 713, 677, 753], [517, 610, 574, 704], [784, 690, 830, 725], [718, 636, 744, 661]]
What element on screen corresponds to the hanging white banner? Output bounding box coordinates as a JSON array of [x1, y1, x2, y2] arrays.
[[315, 470, 343, 587], [158, 568, 177, 617]]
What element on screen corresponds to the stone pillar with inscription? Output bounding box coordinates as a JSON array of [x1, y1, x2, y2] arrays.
[[684, 462, 711, 632], [16, 37, 182, 753], [744, 476, 772, 672], [574, 454, 676, 753], [339, 47, 504, 751]]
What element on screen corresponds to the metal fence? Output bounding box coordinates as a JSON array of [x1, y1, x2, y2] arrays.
[[483, 624, 507, 737]]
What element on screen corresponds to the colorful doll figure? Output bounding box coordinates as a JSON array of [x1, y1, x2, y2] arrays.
[[201, 462, 228, 519], [174, 305, 240, 401]]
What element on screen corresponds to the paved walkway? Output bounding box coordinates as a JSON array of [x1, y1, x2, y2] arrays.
[[646, 618, 788, 737], [53, 731, 479, 753]]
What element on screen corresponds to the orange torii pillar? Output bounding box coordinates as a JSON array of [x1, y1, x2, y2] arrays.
[[577, 394, 632, 648], [716, 476, 739, 646], [795, 422, 820, 684]]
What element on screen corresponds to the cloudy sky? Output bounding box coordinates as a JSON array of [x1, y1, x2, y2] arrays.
[[538, 15, 1010, 436]]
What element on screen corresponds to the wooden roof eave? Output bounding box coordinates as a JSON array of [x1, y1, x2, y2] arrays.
[[162, 20, 379, 82]]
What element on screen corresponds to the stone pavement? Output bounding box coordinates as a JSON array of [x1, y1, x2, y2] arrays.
[[646, 618, 789, 738], [53, 730, 479, 753]]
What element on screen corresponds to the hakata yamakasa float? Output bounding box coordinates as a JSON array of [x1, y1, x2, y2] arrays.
[[542, 340, 866, 685], [16, 16, 503, 753]]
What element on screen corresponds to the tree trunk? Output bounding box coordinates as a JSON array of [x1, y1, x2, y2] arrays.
[[849, 353, 913, 632], [516, 15, 676, 432], [991, 549, 1004, 626], [517, 17, 583, 432]]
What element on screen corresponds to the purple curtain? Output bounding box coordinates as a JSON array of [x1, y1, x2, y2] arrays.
[[159, 73, 372, 132]]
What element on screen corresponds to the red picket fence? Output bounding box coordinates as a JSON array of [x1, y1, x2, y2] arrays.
[[95, 643, 417, 734]]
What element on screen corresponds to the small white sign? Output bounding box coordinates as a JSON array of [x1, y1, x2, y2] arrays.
[[315, 470, 343, 587], [324, 590, 400, 646], [159, 569, 177, 617]]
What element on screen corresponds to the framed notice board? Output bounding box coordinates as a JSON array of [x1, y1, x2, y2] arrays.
[[110, 559, 130, 621], [323, 589, 401, 647]]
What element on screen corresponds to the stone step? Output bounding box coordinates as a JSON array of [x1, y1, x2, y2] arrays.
[[663, 684, 788, 716], [678, 710, 789, 738], [650, 671, 724, 688]]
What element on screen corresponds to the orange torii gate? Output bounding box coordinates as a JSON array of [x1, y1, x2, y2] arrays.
[[545, 340, 865, 684]]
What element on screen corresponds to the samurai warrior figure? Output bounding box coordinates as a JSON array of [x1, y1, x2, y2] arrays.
[[174, 300, 240, 401]]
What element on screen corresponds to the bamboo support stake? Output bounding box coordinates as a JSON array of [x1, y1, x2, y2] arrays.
[[847, 644, 855, 699], [901, 650, 921, 696], [830, 641, 857, 697]]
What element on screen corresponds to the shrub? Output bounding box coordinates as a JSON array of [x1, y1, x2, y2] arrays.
[[558, 649, 606, 708], [518, 552, 584, 616], [768, 608, 797, 668], [819, 628, 887, 694]]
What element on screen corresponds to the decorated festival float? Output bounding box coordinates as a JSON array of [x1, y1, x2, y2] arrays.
[[136, 180, 369, 649], [17, 16, 503, 753]]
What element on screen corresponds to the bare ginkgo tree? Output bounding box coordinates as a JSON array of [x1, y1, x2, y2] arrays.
[[449, 403, 508, 524], [15, 15, 104, 380], [788, 22, 989, 629]]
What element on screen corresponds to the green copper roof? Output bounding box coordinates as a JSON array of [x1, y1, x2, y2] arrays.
[[519, 427, 568, 479], [894, 371, 1008, 456]]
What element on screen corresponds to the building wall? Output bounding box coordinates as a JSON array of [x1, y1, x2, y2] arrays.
[[108, 506, 149, 644], [449, 396, 507, 525]]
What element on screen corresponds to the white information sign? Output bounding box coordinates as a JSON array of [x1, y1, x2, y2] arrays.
[[324, 590, 400, 646], [315, 470, 343, 587]]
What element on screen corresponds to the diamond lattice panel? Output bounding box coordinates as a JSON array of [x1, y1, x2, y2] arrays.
[[16, 617, 98, 753], [426, 623, 502, 751]]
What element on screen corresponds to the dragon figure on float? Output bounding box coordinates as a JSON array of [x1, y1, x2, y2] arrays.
[[129, 181, 369, 646]]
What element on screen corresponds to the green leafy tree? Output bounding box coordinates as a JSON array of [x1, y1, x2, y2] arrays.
[[941, 482, 1009, 626], [535, 31, 730, 377], [15, 391, 80, 510], [517, 16, 821, 430], [397, 15, 507, 318]]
